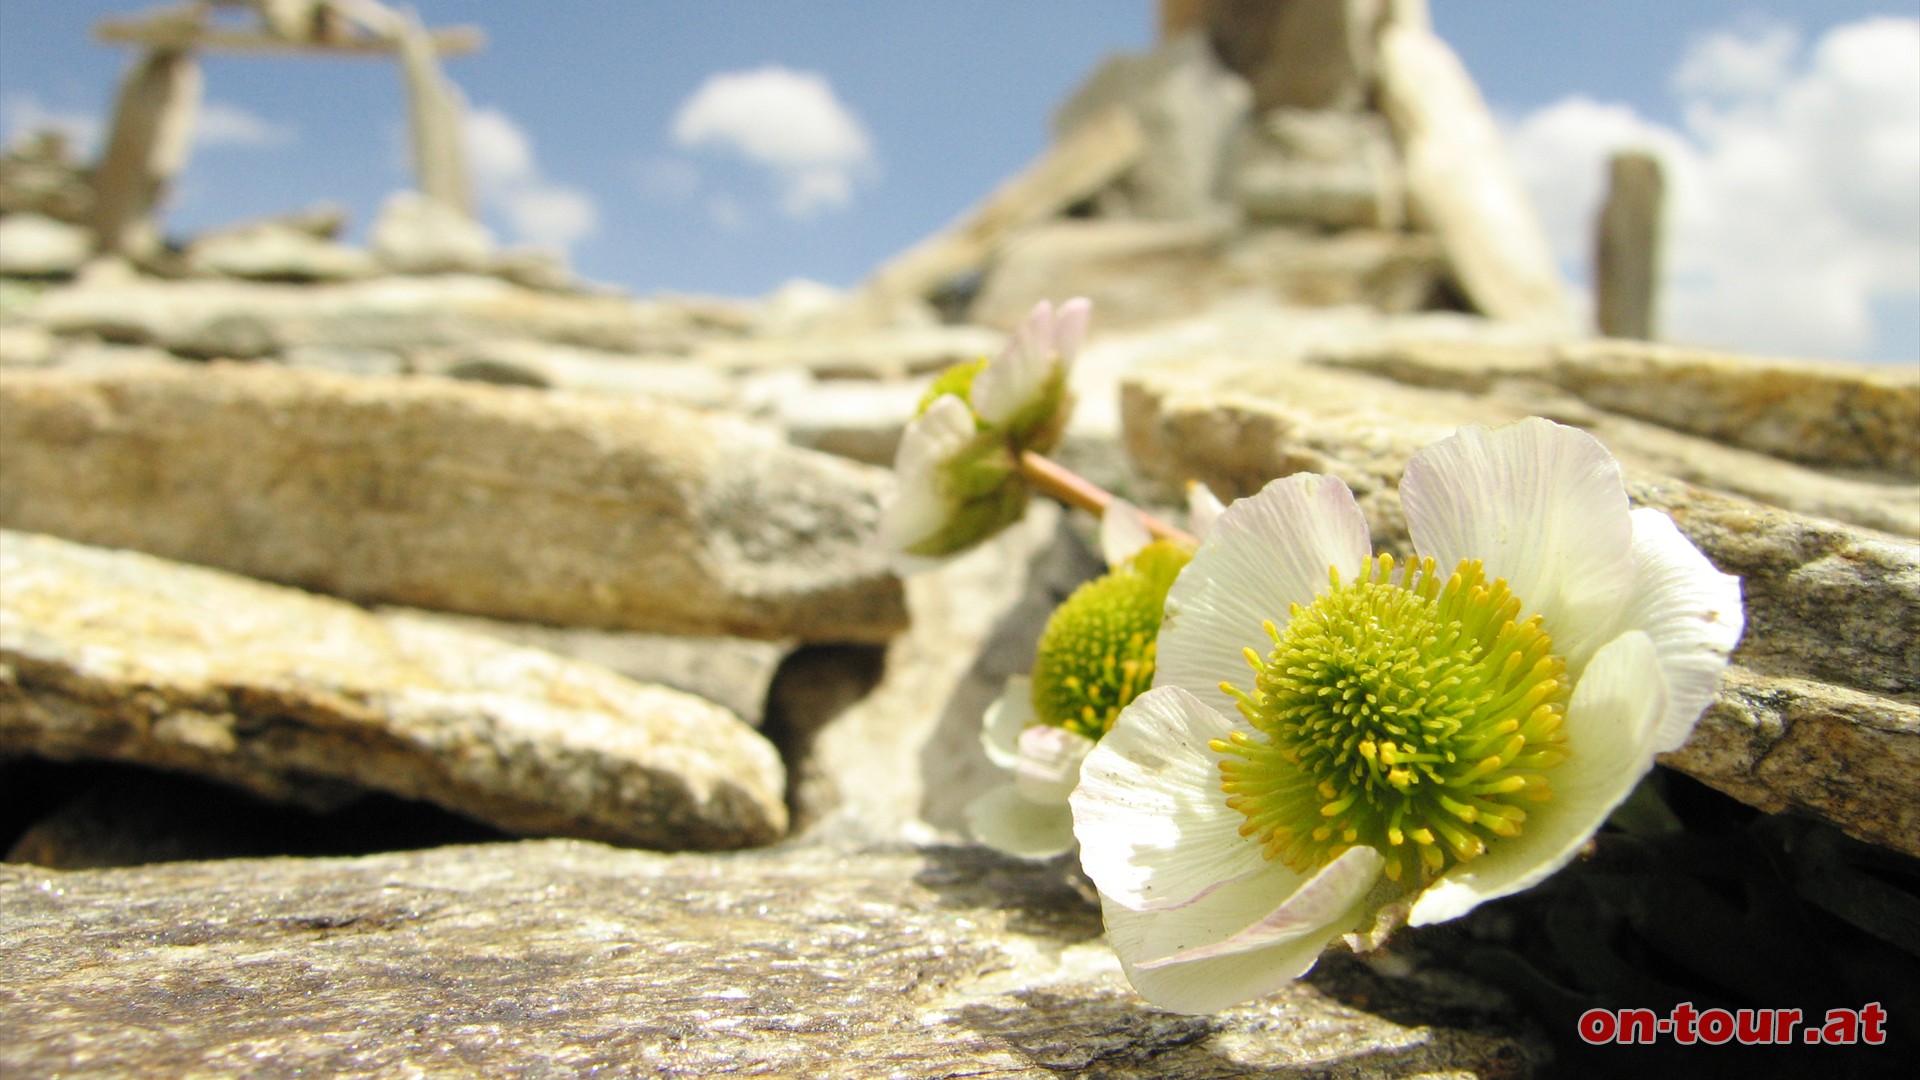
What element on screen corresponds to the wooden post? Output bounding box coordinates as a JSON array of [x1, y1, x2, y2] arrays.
[[1595, 151, 1664, 340], [395, 7, 473, 216], [89, 47, 203, 257]]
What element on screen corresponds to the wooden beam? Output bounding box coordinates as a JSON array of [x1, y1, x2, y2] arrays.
[[94, 20, 484, 56]]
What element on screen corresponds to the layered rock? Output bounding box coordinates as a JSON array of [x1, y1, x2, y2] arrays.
[[0, 840, 1547, 1078], [0, 365, 906, 643], [0, 531, 788, 850]]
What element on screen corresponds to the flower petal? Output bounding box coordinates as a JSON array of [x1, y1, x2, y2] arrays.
[[972, 300, 1057, 427], [981, 676, 1036, 769], [1409, 629, 1668, 926], [1185, 481, 1226, 540], [1071, 686, 1269, 911], [880, 394, 976, 557], [1099, 862, 1376, 1014], [1134, 846, 1384, 969], [1014, 724, 1095, 804], [1101, 499, 1155, 569], [1053, 296, 1092, 361], [1155, 473, 1371, 719], [966, 785, 1078, 859], [1401, 419, 1635, 672], [1618, 509, 1744, 752]]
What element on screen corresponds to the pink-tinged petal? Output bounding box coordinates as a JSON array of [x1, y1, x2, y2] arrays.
[[1617, 509, 1744, 752], [972, 300, 1056, 426], [1014, 724, 1095, 805], [1134, 846, 1384, 969], [1099, 867, 1375, 1014], [1409, 630, 1667, 927], [966, 785, 1078, 859], [1401, 419, 1635, 672], [1071, 686, 1269, 911], [1101, 499, 1155, 568], [1053, 296, 1092, 362], [980, 676, 1036, 769], [1155, 474, 1371, 719]]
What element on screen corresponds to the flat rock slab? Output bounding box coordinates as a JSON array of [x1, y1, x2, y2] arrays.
[[0, 840, 1546, 1078], [0, 530, 787, 850], [0, 364, 906, 643]]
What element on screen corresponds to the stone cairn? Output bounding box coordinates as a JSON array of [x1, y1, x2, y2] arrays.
[[1, 1, 1914, 1076]]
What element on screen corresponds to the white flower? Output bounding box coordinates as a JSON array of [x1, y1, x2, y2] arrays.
[[879, 298, 1092, 567], [966, 488, 1220, 859], [1070, 419, 1744, 1014]]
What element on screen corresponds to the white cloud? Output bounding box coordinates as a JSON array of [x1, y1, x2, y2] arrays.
[[463, 106, 598, 251], [1505, 16, 1920, 361], [195, 101, 295, 148], [0, 92, 102, 155], [670, 66, 876, 218]]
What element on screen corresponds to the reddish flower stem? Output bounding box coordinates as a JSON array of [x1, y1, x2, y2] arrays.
[[1019, 450, 1198, 548]]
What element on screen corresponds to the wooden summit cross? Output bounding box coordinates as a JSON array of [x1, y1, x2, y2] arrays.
[[87, 0, 484, 257]]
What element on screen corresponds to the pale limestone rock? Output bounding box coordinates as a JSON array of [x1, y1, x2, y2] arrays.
[[757, 374, 925, 466], [278, 343, 408, 377], [0, 324, 55, 368], [1552, 339, 1920, 478], [185, 220, 376, 282], [1226, 108, 1405, 229], [1053, 31, 1252, 221], [0, 130, 92, 222], [1376, 22, 1570, 330], [414, 339, 737, 406], [0, 531, 788, 850], [89, 48, 201, 258], [971, 219, 1444, 330], [0, 213, 92, 277], [0, 365, 906, 644], [381, 607, 791, 728], [0, 840, 1547, 1078], [370, 190, 493, 274], [694, 324, 1003, 379], [22, 274, 702, 355]]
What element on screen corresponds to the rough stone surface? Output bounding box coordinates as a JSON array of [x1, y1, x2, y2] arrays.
[[1376, 23, 1569, 330], [370, 190, 492, 274], [1118, 349, 1919, 852], [384, 607, 791, 729], [20, 273, 701, 356], [0, 212, 92, 277], [0, 840, 1548, 1079], [185, 220, 376, 282], [0, 365, 907, 643], [1053, 31, 1253, 221], [414, 339, 738, 407], [973, 219, 1444, 331], [0, 530, 788, 850], [1552, 339, 1920, 478], [1227, 108, 1404, 229]]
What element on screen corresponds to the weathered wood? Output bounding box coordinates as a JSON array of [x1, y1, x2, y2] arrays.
[[88, 47, 201, 257], [394, 7, 473, 214], [862, 106, 1145, 306], [1594, 150, 1665, 340]]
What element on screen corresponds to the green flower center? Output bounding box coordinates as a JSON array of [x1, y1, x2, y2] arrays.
[[1215, 554, 1569, 885], [1031, 540, 1190, 739]]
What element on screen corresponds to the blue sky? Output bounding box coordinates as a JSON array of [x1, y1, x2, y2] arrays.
[[1, 1, 1914, 362]]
